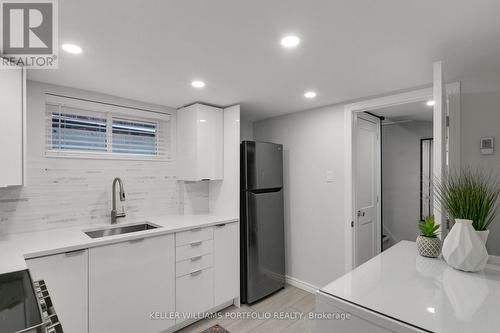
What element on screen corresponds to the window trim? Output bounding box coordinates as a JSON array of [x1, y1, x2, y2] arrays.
[[45, 94, 172, 161]]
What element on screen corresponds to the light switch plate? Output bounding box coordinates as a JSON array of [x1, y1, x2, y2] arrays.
[[326, 170, 335, 183]]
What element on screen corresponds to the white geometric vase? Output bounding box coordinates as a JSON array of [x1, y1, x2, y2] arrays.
[[476, 230, 490, 245], [442, 219, 488, 272]]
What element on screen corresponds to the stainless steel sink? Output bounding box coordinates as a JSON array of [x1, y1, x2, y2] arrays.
[[84, 223, 159, 239]]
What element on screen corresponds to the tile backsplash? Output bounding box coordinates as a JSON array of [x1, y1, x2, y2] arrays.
[[0, 81, 209, 235], [0, 159, 182, 234]]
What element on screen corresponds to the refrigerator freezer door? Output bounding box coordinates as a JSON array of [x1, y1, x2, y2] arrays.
[[245, 189, 285, 303], [244, 141, 283, 190]]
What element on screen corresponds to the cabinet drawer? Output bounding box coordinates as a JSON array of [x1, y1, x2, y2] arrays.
[[176, 239, 213, 261], [176, 267, 214, 321], [176, 254, 213, 277], [176, 226, 213, 246]]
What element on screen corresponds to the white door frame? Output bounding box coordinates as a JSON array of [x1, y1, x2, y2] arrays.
[[344, 82, 461, 272]]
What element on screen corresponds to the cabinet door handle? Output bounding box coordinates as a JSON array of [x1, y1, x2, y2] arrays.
[[215, 223, 226, 228], [190, 256, 202, 262], [190, 228, 202, 232], [190, 269, 203, 276], [190, 241, 202, 247], [65, 249, 86, 256]]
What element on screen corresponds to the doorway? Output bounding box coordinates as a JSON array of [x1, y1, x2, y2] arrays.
[[374, 102, 434, 251], [344, 76, 460, 271]]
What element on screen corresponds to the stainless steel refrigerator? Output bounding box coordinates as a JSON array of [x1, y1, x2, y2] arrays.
[[241, 141, 285, 304]]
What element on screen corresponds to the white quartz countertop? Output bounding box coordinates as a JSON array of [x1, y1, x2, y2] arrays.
[[320, 241, 500, 333], [0, 214, 238, 275]]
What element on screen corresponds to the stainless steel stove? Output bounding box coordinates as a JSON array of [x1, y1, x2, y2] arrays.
[[0, 270, 63, 333]]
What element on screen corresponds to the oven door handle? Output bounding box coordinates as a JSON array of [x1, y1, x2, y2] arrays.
[[14, 322, 45, 333]]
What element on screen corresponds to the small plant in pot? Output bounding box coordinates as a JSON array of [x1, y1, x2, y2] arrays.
[[416, 216, 441, 258]]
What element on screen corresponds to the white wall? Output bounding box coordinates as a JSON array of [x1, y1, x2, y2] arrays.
[[253, 105, 346, 289], [382, 121, 433, 247], [240, 118, 254, 142], [460, 88, 500, 255], [251, 83, 500, 288], [0, 81, 208, 235]]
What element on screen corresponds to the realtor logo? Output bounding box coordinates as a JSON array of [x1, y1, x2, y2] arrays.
[[0, 0, 58, 68]]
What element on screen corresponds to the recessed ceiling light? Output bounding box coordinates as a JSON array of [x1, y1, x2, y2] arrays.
[[191, 80, 206, 88], [304, 91, 317, 99], [62, 43, 82, 54], [281, 35, 300, 48], [427, 307, 435, 314], [426, 100, 436, 107]]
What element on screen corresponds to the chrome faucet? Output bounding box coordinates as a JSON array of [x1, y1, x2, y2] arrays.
[[111, 177, 126, 224]]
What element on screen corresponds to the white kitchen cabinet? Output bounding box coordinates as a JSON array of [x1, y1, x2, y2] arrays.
[[174, 222, 239, 327], [175, 225, 215, 324], [176, 226, 214, 246], [177, 103, 223, 181], [26, 249, 89, 333], [89, 234, 176, 333], [214, 222, 239, 305], [176, 239, 213, 261], [176, 254, 213, 277], [0, 66, 25, 187], [176, 267, 214, 322]]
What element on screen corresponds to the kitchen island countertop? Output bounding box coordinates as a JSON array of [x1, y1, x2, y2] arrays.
[[319, 241, 500, 333]]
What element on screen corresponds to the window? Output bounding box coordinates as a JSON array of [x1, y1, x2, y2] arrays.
[[50, 106, 108, 152], [112, 118, 158, 155], [45, 95, 171, 160]]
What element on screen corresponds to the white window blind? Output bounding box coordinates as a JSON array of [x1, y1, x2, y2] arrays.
[[112, 118, 160, 155], [45, 97, 170, 160]]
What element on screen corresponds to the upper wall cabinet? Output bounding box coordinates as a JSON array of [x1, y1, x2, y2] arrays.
[[0, 66, 25, 187], [177, 103, 223, 181]]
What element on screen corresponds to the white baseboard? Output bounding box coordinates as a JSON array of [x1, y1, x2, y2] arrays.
[[285, 275, 319, 294]]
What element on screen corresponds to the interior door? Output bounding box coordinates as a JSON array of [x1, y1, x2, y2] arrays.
[[354, 113, 381, 267]]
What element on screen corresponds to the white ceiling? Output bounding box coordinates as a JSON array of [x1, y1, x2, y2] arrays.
[[374, 101, 433, 122], [28, 0, 500, 121]]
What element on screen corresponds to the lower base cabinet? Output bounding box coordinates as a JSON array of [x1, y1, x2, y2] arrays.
[[25, 221, 239, 333], [176, 267, 214, 323], [214, 222, 239, 305], [89, 234, 176, 333], [174, 222, 239, 327], [26, 250, 88, 333]]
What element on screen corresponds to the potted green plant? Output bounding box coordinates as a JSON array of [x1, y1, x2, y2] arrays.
[[416, 216, 441, 258], [434, 167, 500, 244]]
